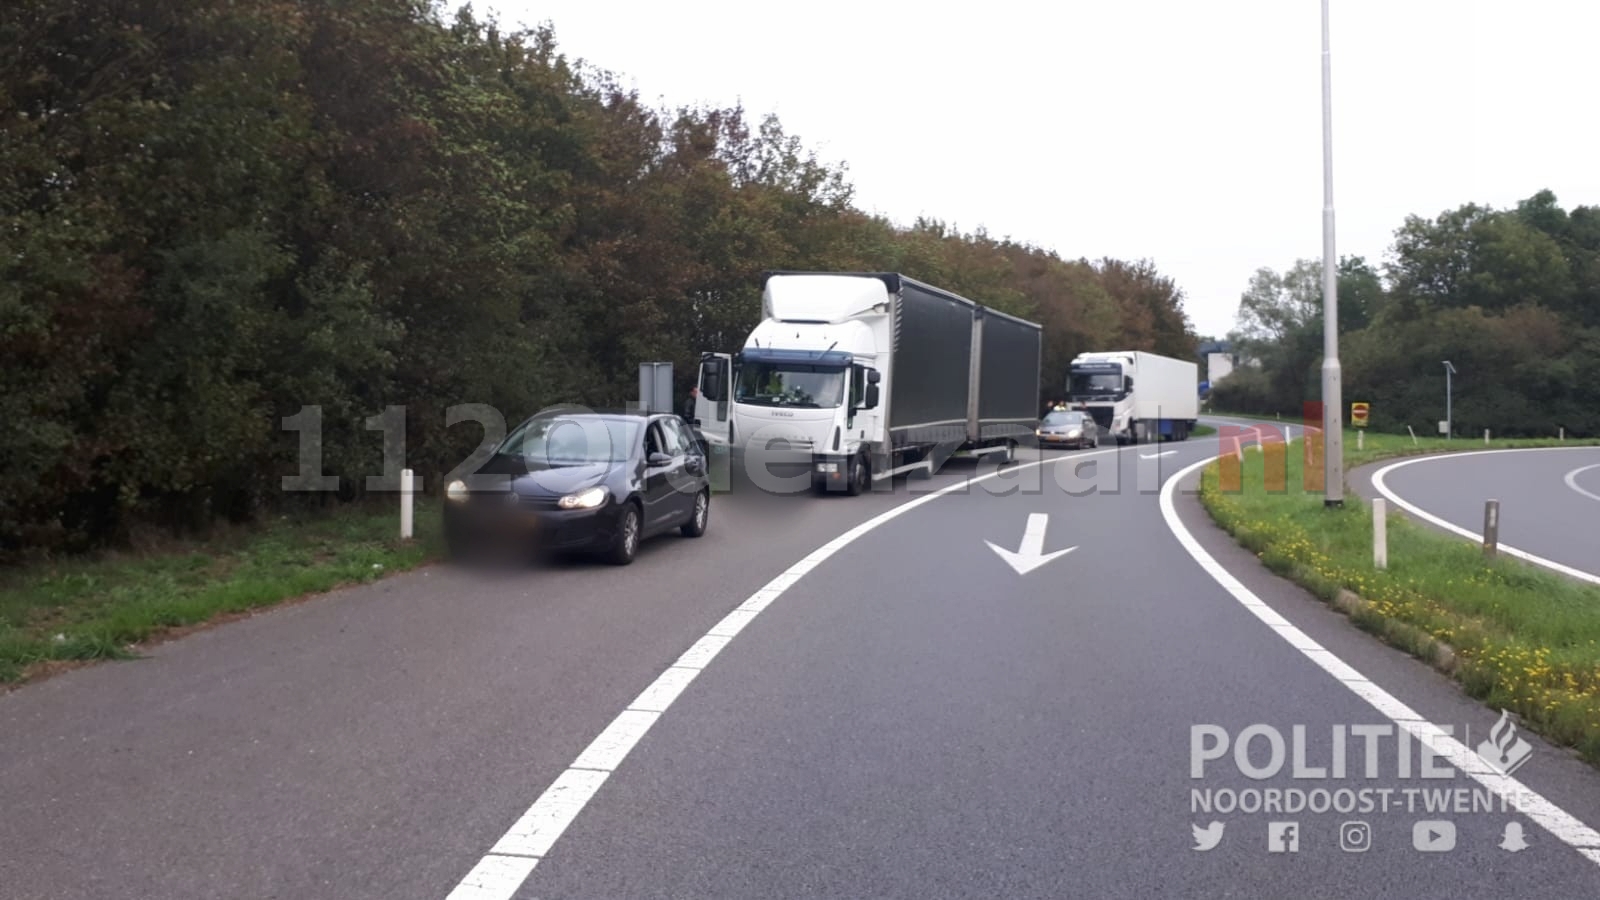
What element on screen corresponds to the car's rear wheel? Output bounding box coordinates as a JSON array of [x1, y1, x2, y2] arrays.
[[606, 504, 641, 565], [681, 489, 710, 537]]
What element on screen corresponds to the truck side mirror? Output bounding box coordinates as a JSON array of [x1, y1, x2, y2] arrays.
[[864, 384, 880, 409], [700, 360, 722, 400], [867, 368, 881, 384]]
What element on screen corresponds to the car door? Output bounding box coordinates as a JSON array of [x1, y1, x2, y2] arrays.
[[665, 417, 707, 508], [653, 418, 699, 524], [640, 421, 677, 532]]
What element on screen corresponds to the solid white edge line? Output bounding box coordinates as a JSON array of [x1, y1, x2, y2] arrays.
[[1158, 454, 1600, 862], [1564, 463, 1600, 504], [1369, 448, 1600, 585], [446, 438, 1199, 900]]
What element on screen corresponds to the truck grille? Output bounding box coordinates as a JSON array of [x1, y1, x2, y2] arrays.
[[754, 437, 813, 452]]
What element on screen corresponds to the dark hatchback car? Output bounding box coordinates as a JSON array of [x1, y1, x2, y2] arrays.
[[443, 410, 711, 565]]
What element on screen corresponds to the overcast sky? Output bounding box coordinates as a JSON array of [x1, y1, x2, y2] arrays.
[[459, 0, 1600, 339]]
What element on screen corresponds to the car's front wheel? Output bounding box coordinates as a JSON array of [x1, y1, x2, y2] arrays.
[[606, 503, 641, 565], [681, 489, 710, 537]]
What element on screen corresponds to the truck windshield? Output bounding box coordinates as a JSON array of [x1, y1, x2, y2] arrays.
[[1069, 371, 1124, 398], [735, 363, 845, 409]]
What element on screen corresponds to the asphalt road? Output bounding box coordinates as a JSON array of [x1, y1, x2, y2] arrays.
[[5, 419, 1600, 899], [1351, 447, 1600, 583]]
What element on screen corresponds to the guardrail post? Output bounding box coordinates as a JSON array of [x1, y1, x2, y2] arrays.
[[1482, 499, 1499, 560], [1373, 498, 1387, 570], [1560, 426, 1565, 442], [1484, 429, 1490, 445], [401, 468, 415, 540]]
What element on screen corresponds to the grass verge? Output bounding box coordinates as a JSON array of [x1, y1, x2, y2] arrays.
[[0, 498, 445, 686], [1198, 430, 1600, 765]]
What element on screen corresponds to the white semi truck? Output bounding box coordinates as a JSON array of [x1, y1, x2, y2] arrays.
[[694, 271, 1042, 495], [1066, 350, 1199, 444]]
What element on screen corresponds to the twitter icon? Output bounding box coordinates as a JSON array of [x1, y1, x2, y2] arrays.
[[1193, 821, 1225, 851]]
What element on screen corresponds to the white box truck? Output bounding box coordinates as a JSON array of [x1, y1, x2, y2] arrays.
[[1067, 350, 1199, 444], [694, 271, 1042, 494]]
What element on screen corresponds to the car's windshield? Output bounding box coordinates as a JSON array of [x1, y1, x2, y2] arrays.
[[497, 417, 639, 465], [1042, 412, 1087, 426], [735, 363, 846, 408]]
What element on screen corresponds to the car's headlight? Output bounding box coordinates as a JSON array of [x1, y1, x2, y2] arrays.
[[446, 480, 469, 502], [558, 486, 609, 510], [1035, 429, 1043, 436], [1067, 429, 1080, 437]]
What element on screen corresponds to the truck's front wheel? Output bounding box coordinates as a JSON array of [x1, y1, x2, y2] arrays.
[[845, 453, 868, 496]]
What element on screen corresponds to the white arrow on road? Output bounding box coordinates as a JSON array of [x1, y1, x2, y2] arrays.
[[1141, 450, 1176, 459], [985, 513, 1077, 575]]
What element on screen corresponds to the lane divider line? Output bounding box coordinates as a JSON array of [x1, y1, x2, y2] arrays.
[[443, 429, 1258, 900], [1369, 449, 1600, 585], [1565, 463, 1600, 504], [1159, 455, 1600, 865]]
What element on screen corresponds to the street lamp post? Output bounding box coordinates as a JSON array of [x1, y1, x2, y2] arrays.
[[1320, 0, 1344, 507], [1443, 360, 1455, 439]]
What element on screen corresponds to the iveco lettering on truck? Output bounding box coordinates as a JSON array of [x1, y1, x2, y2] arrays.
[[694, 271, 1042, 495], [1067, 350, 1199, 444]]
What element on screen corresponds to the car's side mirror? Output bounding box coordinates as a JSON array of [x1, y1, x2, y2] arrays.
[[864, 384, 880, 409], [647, 451, 674, 467]]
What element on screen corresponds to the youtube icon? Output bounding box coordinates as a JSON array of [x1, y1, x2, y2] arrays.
[[1413, 821, 1457, 852]]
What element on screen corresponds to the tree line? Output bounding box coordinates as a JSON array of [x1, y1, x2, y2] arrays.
[[1210, 189, 1600, 437], [1, 0, 1195, 556]]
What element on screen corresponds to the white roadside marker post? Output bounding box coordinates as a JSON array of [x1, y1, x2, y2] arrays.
[[1373, 498, 1387, 570], [1483, 499, 1500, 561], [401, 468, 415, 540]]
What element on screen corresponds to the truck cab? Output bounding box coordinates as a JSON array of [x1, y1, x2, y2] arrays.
[[695, 275, 889, 494]]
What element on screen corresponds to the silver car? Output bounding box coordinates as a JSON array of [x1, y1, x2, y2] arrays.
[[1036, 409, 1099, 449]]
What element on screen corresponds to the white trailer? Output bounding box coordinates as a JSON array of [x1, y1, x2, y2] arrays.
[[1067, 350, 1199, 444]]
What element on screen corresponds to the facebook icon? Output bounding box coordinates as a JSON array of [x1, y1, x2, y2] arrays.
[[1268, 822, 1300, 853]]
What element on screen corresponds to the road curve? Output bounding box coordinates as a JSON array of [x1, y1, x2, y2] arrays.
[[6, 421, 1600, 899], [1352, 447, 1600, 584]]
